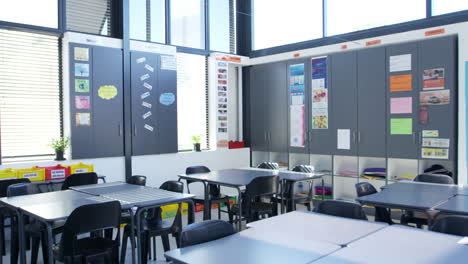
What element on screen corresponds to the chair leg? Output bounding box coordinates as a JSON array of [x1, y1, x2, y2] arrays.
[[161, 234, 171, 252], [40, 232, 49, 264], [305, 202, 311, 211], [218, 203, 222, 219], [174, 232, 181, 248], [152, 237, 157, 260], [30, 236, 40, 264], [208, 201, 212, 220], [10, 219, 18, 264], [226, 202, 233, 223], [0, 215, 5, 256], [120, 229, 129, 264]]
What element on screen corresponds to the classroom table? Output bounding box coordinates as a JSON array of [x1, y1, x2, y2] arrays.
[[29, 175, 107, 192], [313, 225, 468, 264], [0, 190, 114, 264], [178, 168, 278, 230], [246, 210, 388, 246], [434, 195, 468, 215], [164, 226, 341, 264], [381, 181, 460, 195], [72, 182, 195, 264]]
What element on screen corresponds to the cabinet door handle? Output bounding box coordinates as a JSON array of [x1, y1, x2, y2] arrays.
[[358, 131, 361, 143], [412, 132, 416, 144], [264, 132, 267, 142], [118, 123, 123, 136], [133, 124, 137, 136], [352, 130, 357, 144]]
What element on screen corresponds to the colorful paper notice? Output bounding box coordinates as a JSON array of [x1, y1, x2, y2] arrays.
[[390, 74, 412, 92], [98, 85, 118, 100], [389, 54, 411, 72], [75, 96, 90, 109], [337, 129, 350, 150], [289, 64, 305, 147], [74, 47, 89, 61], [159, 93, 175, 106], [144, 124, 154, 132], [290, 105, 305, 147], [422, 138, 450, 148], [390, 118, 412, 135], [422, 130, 439, 137], [421, 148, 449, 159], [161, 55, 177, 71], [390, 97, 412, 114], [74, 63, 89, 77], [423, 68, 445, 90], [312, 108, 328, 129], [75, 79, 90, 93], [420, 90, 450, 105], [76, 113, 91, 126], [311, 57, 328, 129]]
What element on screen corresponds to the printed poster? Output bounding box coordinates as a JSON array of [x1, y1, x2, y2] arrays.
[[289, 64, 305, 105], [216, 60, 229, 148], [311, 57, 329, 129], [289, 64, 305, 147], [390, 118, 412, 135], [337, 129, 350, 150], [390, 74, 412, 92], [75, 96, 90, 109], [74, 47, 89, 61], [390, 97, 412, 114], [422, 130, 439, 137], [76, 113, 91, 126], [420, 90, 450, 105], [421, 148, 449, 159], [312, 89, 328, 108], [422, 138, 450, 148], [423, 68, 445, 90], [74, 63, 89, 77], [75, 79, 90, 93], [389, 54, 411, 72], [312, 108, 328, 129], [161, 55, 177, 71], [290, 105, 305, 147]]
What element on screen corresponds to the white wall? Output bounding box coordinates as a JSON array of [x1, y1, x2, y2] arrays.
[[245, 21, 468, 185]]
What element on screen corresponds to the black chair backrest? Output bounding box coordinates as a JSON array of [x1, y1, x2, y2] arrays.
[[414, 173, 454, 185], [180, 220, 236, 248], [160, 180, 184, 193], [355, 182, 378, 197], [7, 183, 40, 197], [292, 165, 314, 173], [61, 172, 98, 190], [186, 166, 211, 175], [127, 175, 147, 186], [59, 201, 121, 258], [245, 176, 278, 198], [430, 215, 468, 236], [0, 178, 31, 197], [314, 200, 368, 220], [257, 162, 279, 170]]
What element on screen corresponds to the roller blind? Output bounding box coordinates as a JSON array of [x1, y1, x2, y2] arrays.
[[66, 0, 112, 36], [0, 29, 61, 163]]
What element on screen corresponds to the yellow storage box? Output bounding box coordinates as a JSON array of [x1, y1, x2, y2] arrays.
[[69, 163, 94, 174], [161, 203, 189, 219], [17, 167, 45, 182], [0, 168, 18, 180]]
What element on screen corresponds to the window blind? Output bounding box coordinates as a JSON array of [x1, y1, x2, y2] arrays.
[[66, 0, 112, 36], [0, 29, 61, 163]]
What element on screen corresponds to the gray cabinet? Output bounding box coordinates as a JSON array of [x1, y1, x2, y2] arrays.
[[330, 51, 358, 156], [386, 42, 419, 159], [357, 47, 386, 157]]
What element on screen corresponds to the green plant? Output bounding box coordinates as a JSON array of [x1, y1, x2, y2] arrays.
[[49, 137, 70, 152], [191, 135, 202, 144]]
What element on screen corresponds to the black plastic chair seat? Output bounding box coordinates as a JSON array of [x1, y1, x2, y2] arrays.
[[53, 237, 118, 261], [26, 219, 65, 234], [180, 220, 236, 248], [231, 202, 274, 215]]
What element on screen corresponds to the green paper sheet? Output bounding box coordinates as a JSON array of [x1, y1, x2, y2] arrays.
[[391, 118, 412, 135]]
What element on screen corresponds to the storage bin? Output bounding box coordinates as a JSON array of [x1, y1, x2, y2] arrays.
[[38, 165, 71, 181], [0, 168, 18, 180], [161, 203, 189, 219], [17, 167, 45, 182], [69, 163, 94, 174]]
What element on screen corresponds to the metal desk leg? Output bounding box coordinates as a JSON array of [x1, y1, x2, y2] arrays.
[[187, 200, 195, 225], [235, 187, 242, 231], [136, 209, 143, 264], [280, 180, 285, 214], [202, 182, 209, 220], [45, 223, 54, 264], [321, 178, 325, 201], [291, 182, 296, 211], [17, 210, 26, 264], [129, 209, 136, 264]]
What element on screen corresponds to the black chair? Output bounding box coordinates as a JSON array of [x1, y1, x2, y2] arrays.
[[0, 178, 31, 256], [180, 220, 236, 248], [126, 175, 147, 186], [230, 175, 279, 224], [430, 215, 468, 236], [53, 201, 121, 263], [121, 181, 185, 263], [257, 162, 279, 170], [355, 182, 393, 224], [401, 173, 454, 228], [61, 172, 98, 190], [314, 200, 368, 220], [282, 165, 316, 211], [184, 166, 232, 221]]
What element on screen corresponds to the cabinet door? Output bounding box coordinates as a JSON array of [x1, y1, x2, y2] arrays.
[[92, 46, 124, 157], [267, 61, 288, 153], [357, 47, 386, 157], [288, 59, 309, 154], [131, 51, 159, 155], [330, 51, 358, 156], [386, 43, 419, 159], [157, 55, 178, 154], [418, 36, 456, 161], [249, 65, 269, 152]]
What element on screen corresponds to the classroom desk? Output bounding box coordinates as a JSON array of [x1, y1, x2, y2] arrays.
[[313, 225, 468, 264], [165, 226, 341, 264], [434, 195, 468, 215], [381, 181, 460, 195], [26, 175, 107, 192], [178, 169, 277, 230], [72, 182, 195, 264], [246, 210, 388, 246], [0, 190, 114, 264]]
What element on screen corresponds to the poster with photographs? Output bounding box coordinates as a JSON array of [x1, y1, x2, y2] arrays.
[[311, 56, 329, 129], [216, 61, 229, 148]]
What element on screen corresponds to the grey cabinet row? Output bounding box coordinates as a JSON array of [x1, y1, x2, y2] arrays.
[[248, 36, 457, 162]]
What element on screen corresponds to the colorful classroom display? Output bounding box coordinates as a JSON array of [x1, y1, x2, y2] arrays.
[[0, 163, 94, 182]]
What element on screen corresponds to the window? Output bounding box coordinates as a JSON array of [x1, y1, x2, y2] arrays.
[[0, 0, 58, 28], [130, 0, 166, 43], [432, 0, 468, 16], [326, 0, 426, 36], [170, 0, 206, 49], [209, 0, 232, 53], [0, 29, 61, 163], [177, 53, 208, 150], [253, 0, 323, 50], [66, 0, 112, 36]]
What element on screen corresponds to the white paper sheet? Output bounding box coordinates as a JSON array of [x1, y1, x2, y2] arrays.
[[290, 105, 305, 147], [390, 54, 411, 72], [337, 129, 351, 150]]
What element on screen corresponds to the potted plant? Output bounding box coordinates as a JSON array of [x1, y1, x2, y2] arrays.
[[49, 137, 70, 161], [191, 135, 202, 152]]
